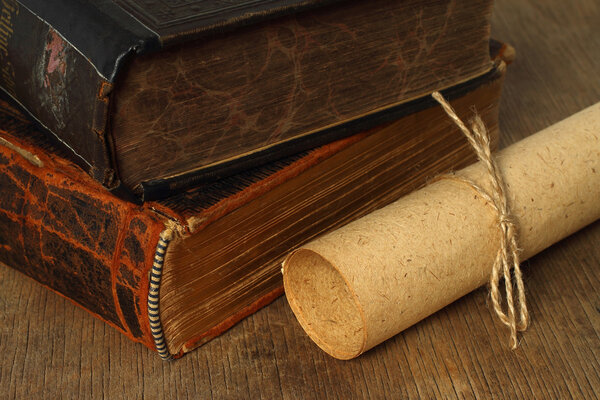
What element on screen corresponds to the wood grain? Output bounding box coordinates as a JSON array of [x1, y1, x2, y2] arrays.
[[1, 0, 599, 398]]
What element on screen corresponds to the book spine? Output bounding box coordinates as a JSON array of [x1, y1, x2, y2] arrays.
[[147, 228, 176, 360], [0, 0, 116, 187], [0, 127, 166, 351]]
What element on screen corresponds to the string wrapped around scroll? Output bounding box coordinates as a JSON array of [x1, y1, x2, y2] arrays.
[[431, 91, 528, 349], [282, 102, 600, 360]]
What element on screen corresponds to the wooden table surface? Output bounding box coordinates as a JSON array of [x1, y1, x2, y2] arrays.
[[1, 1, 599, 398]]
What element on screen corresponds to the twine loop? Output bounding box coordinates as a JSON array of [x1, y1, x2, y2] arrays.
[[432, 91, 530, 349]]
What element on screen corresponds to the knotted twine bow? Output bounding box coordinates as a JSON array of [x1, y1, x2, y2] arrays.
[[432, 91, 530, 349]]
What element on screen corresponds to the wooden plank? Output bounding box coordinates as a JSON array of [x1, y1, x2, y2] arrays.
[[1, 0, 599, 398]]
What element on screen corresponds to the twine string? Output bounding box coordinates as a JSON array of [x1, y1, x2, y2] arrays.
[[432, 91, 530, 349]]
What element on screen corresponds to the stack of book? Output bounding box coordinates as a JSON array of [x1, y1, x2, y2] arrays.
[[0, 0, 509, 359]]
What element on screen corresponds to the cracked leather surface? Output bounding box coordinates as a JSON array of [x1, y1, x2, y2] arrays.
[[112, 0, 493, 189], [0, 99, 165, 348]]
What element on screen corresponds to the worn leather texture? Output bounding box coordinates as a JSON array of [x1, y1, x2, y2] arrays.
[[112, 0, 494, 196], [2, 0, 493, 201], [20, 0, 345, 81], [157, 68, 503, 225], [18, 0, 159, 81], [112, 0, 346, 44], [0, 1, 118, 189], [0, 95, 358, 354], [0, 98, 165, 349]]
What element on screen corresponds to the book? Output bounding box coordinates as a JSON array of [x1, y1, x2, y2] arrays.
[[0, 59, 506, 359], [0, 0, 495, 200]]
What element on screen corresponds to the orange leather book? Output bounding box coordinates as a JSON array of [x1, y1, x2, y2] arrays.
[[0, 59, 506, 359]]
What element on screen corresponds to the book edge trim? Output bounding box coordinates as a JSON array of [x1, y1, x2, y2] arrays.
[[18, 0, 159, 81], [18, 0, 348, 82], [141, 39, 509, 200], [148, 228, 174, 360], [140, 62, 500, 200]]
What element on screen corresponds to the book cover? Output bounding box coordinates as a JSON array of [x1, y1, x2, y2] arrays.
[[0, 0, 494, 199]]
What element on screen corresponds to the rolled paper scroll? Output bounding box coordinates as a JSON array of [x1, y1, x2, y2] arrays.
[[282, 103, 600, 360]]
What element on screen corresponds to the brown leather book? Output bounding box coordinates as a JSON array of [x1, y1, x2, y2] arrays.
[[0, 0, 495, 200], [0, 57, 507, 359]]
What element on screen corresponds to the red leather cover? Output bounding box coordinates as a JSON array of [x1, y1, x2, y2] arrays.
[[0, 99, 165, 349], [0, 96, 358, 354]]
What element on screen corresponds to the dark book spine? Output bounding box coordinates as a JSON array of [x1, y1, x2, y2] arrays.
[[0, 0, 116, 187], [0, 121, 165, 350]]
